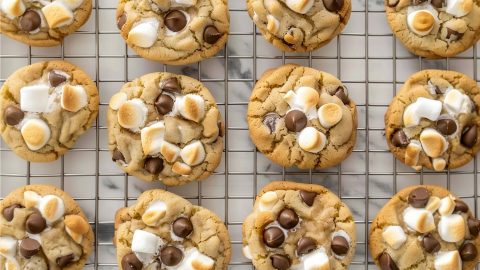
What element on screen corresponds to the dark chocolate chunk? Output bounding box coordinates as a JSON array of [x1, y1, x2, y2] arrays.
[[436, 119, 457, 136], [263, 227, 285, 248], [164, 10, 187, 32], [461, 125, 477, 148], [331, 235, 349, 255], [160, 246, 183, 266], [4, 105, 24, 126], [2, 204, 22, 221], [155, 94, 174, 115], [263, 113, 280, 133], [25, 212, 47, 234], [277, 208, 299, 229], [378, 252, 399, 270], [172, 217, 193, 238], [296, 237, 316, 256], [323, 0, 344, 12], [203, 25, 222, 44], [144, 157, 164, 174], [391, 130, 409, 147], [285, 110, 307, 132], [407, 187, 429, 208], [299, 190, 317, 207], [270, 254, 290, 270], [421, 233, 440, 253], [56, 253, 75, 267], [48, 71, 67, 87], [459, 242, 478, 261], [121, 253, 143, 270], [19, 10, 41, 32], [20, 238, 41, 259]]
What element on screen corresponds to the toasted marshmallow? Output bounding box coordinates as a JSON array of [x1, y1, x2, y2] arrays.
[[141, 122, 165, 155], [438, 214, 465, 242], [20, 84, 49, 113], [302, 248, 330, 270], [4, 259, 20, 270], [420, 128, 448, 158], [38, 195, 65, 224], [266, 15, 280, 33], [318, 103, 343, 128], [160, 141, 180, 163], [443, 89, 472, 115], [61, 85, 87, 112], [405, 140, 422, 166], [382, 226, 407, 250], [109, 92, 128, 110], [243, 245, 252, 260], [178, 248, 215, 270], [172, 162, 192, 175], [438, 196, 455, 216], [177, 94, 205, 123], [64, 215, 90, 244], [142, 200, 167, 226], [284, 87, 320, 119], [21, 118, 51, 151], [285, 0, 314, 14], [132, 229, 163, 254], [118, 99, 148, 131], [258, 191, 278, 211], [425, 196, 441, 212], [298, 127, 327, 153], [24, 190, 41, 208], [0, 236, 17, 257], [57, 0, 84, 9], [446, 0, 473, 17], [434, 251, 462, 270], [404, 97, 442, 127], [433, 158, 447, 171], [407, 9, 436, 36], [128, 18, 160, 48], [180, 141, 205, 166], [172, 0, 197, 5], [403, 206, 436, 233], [1, 0, 25, 19], [41, 2, 74, 28]]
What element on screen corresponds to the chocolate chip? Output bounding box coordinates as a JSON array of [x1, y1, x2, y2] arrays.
[[155, 94, 174, 115], [468, 218, 480, 236], [270, 254, 290, 270], [461, 125, 477, 148], [263, 113, 280, 133], [431, 0, 445, 8], [434, 85, 443, 95], [412, 0, 427, 5], [203, 25, 222, 44], [331, 236, 349, 255], [218, 121, 224, 137], [20, 238, 41, 259], [172, 217, 193, 238], [408, 187, 430, 208], [454, 200, 469, 213], [263, 227, 285, 248], [299, 190, 317, 207], [164, 10, 187, 32], [122, 253, 143, 270], [160, 246, 183, 266], [56, 253, 74, 267], [386, 0, 399, 7], [161, 77, 181, 94], [117, 13, 127, 30], [2, 204, 22, 221], [296, 237, 316, 256], [19, 10, 41, 32], [460, 242, 478, 261], [277, 208, 299, 229], [436, 119, 457, 136], [4, 105, 24, 126], [285, 110, 307, 132], [112, 149, 125, 162], [26, 212, 46, 234], [379, 252, 399, 270], [421, 233, 440, 253], [391, 130, 409, 147], [144, 157, 164, 174], [323, 0, 344, 12], [334, 86, 350, 104], [446, 28, 464, 41], [48, 71, 66, 87]]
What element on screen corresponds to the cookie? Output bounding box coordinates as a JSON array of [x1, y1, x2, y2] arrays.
[[385, 70, 480, 171], [0, 0, 92, 46], [242, 181, 356, 270], [246, 0, 351, 52], [0, 184, 94, 270], [116, 0, 229, 65], [107, 72, 224, 186], [247, 64, 357, 169], [385, 0, 480, 58], [370, 185, 480, 270], [114, 188, 231, 270], [0, 61, 99, 162]]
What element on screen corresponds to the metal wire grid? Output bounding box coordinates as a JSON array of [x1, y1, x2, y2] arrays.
[[0, 0, 479, 269]]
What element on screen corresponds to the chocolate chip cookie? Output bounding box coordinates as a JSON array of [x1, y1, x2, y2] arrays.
[[116, 0, 229, 65], [385, 69, 480, 171], [247, 64, 357, 169], [0, 61, 99, 162], [0, 184, 94, 270], [385, 0, 480, 58], [242, 181, 356, 270], [0, 0, 92, 46], [370, 185, 480, 270], [107, 72, 224, 186], [246, 0, 351, 52], [114, 188, 231, 270]]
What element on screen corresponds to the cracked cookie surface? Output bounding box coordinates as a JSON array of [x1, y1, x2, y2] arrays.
[[385, 69, 480, 171], [385, 0, 480, 58], [116, 0, 229, 65], [247, 64, 357, 169], [369, 185, 480, 270], [0, 60, 99, 162], [114, 188, 231, 270], [0, 184, 94, 270], [242, 181, 356, 270]]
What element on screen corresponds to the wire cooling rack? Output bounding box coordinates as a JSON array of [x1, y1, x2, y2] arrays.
[[1, 0, 479, 269]]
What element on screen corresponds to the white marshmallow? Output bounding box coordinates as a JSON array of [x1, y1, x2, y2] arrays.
[[177, 248, 215, 270], [419, 128, 448, 158], [242, 245, 252, 260], [425, 196, 441, 212], [20, 84, 50, 113], [258, 191, 278, 211], [131, 230, 163, 254], [23, 190, 41, 208], [172, 161, 192, 175], [266, 15, 280, 34], [443, 89, 472, 116], [407, 8, 436, 36], [438, 196, 455, 216], [159, 141, 180, 163], [177, 94, 205, 123], [318, 103, 343, 128], [118, 99, 148, 132], [434, 251, 462, 270], [1, 0, 25, 19], [298, 127, 327, 153], [285, 0, 314, 14], [142, 201, 167, 227], [141, 122, 165, 155], [57, 0, 84, 9], [405, 140, 422, 167], [41, 2, 74, 28], [38, 195, 65, 224], [302, 248, 330, 270], [61, 85, 87, 112], [284, 87, 320, 120], [403, 97, 442, 127], [172, 0, 197, 6], [128, 18, 160, 48], [0, 236, 17, 257], [446, 0, 473, 17], [21, 118, 51, 151], [433, 158, 447, 171], [109, 92, 128, 110], [180, 141, 205, 166], [403, 206, 436, 233], [4, 259, 20, 270], [382, 226, 407, 250], [438, 214, 465, 242]]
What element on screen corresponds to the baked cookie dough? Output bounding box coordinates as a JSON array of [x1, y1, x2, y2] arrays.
[[0, 61, 99, 162], [370, 185, 480, 270], [385, 70, 480, 171], [116, 0, 229, 65], [385, 0, 480, 58], [114, 188, 231, 270], [107, 72, 224, 186], [0, 0, 92, 46], [242, 181, 356, 270], [246, 0, 351, 52], [247, 64, 357, 169], [0, 184, 94, 270]]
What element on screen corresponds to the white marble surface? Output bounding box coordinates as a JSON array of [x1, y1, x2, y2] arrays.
[[1, 0, 480, 269]]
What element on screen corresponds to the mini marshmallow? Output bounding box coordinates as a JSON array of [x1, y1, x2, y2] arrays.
[[266, 15, 280, 34], [243, 245, 252, 260], [131, 229, 163, 254], [285, 0, 314, 14], [64, 215, 90, 244], [318, 103, 343, 128], [21, 118, 51, 151], [172, 0, 197, 5], [177, 94, 205, 123], [258, 191, 278, 211], [1, 0, 25, 19], [177, 248, 215, 270], [433, 158, 447, 171], [24, 190, 41, 208], [142, 201, 167, 226], [444, 89, 472, 115], [446, 0, 473, 17], [128, 18, 159, 48], [160, 141, 180, 163], [57, 0, 84, 9], [41, 1, 74, 28], [438, 214, 465, 242], [284, 87, 319, 120], [0, 236, 17, 257], [403, 97, 442, 127], [180, 141, 205, 166], [382, 226, 407, 250], [172, 162, 192, 175], [20, 84, 49, 113], [407, 9, 436, 36], [298, 127, 327, 153], [38, 195, 65, 224], [118, 99, 148, 131], [5, 259, 20, 270], [141, 122, 165, 155], [438, 196, 455, 216], [425, 196, 441, 212], [420, 128, 448, 158], [434, 251, 462, 270], [405, 140, 422, 167], [302, 248, 330, 270], [61, 85, 87, 112], [403, 206, 436, 233], [109, 92, 128, 110]]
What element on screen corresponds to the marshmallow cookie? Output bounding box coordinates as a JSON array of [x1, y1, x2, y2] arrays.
[[0, 61, 99, 162], [247, 0, 351, 52], [385, 0, 480, 58], [0, 184, 94, 269], [247, 64, 357, 169], [114, 188, 231, 270], [385, 70, 480, 171], [116, 0, 229, 65], [242, 181, 356, 270], [0, 0, 92, 46], [107, 72, 224, 186], [370, 185, 480, 270]]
